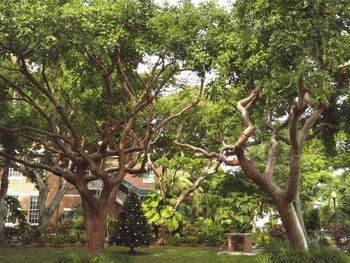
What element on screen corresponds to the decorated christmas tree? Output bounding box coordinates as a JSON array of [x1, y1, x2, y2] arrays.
[[110, 192, 151, 254]]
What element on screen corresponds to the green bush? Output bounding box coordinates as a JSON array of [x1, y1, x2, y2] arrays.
[[318, 237, 330, 247], [259, 241, 350, 263], [5, 227, 20, 243], [73, 216, 85, 231], [196, 219, 226, 247], [167, 233, 183, 246], [253, 230, 270, 247], [258, 241, 310, 263], [18, 226, 39, 245], [309, 244, 350, 263], [52, 234, 66, 246], [79, 232, 88, 245], [184, 235, 198, 245], [66, 231, 79, 245]]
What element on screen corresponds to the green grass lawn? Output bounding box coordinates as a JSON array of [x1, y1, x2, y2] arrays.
[[0, 245, 259, 263]]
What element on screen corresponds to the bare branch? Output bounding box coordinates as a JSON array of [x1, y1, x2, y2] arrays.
[[234, 91, 259, 149], [305, 123, 341, 141], [17, 55, 82, 147], [154, 76, 205, 132], [264, 135, 278, 179], [174, 161, 220, 209], [299, 108, 324, 145], [0, 151, 76, 184]]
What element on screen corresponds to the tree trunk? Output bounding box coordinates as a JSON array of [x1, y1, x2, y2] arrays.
[[0, 157, 10, 246], [82, 200, 106, 255], [276, 201, 308, 250], [37, 188, 49, 226], [39, 183, 68, 226], [294, 189, 311, 244]]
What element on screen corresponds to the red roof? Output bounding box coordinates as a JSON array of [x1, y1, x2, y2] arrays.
[[124, 173, 153, 190]]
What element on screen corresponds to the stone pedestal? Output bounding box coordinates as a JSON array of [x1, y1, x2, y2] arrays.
[[227, 233, 252, 253]]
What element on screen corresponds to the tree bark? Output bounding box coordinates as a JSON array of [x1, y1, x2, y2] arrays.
[[294, 189, 311, 245], [276, 201, 308, 250], [39, 178, 68, 226], [37, 187, 49, 226], [0, 156, 10, 246], [82, 199, 107, 255]]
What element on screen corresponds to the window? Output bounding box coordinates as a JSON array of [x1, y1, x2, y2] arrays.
[[87, 179, 103, 190], [116, 189, 127, 205], [8, 167, 22, 178], [28, 196, 39, 225]]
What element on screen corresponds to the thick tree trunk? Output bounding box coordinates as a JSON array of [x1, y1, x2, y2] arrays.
[[0, 157, 10, 246], [276, 201, 308, 250], [82, 200, 106, 255], [294, 189, 311, 244]]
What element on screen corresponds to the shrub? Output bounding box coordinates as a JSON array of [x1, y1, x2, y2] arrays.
[[66, 231, 79, 245], [259, 241, 311, 263], [328, 223, 350, 251], [19, 232, 34, 245], [259, 240, 350, 263], [37, 235, 46, 247], [183, 235, 198, 245], [5, 227, 21, 245], [318, 237, 330, 247], [183, 224, 198, 236], [268, 224, 287, 241], [107, 217, 118, 244], [57, 221, 74, 234], [167, 233, 183, 246], [309, 244, 350, 263], [253, 230, 270, 247], [196, 219, 226, 247], [18, 226, 39, 245], [52, 234, 66, 246], [73, 216, 85, 231], [79, 232, 88, 245]]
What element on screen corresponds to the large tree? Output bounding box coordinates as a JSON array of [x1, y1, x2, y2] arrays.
[[0, 0, 220, 254], [177, 0, 350, 250]]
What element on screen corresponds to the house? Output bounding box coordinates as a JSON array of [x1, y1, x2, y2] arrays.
[[5, 167, 155, 225]]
